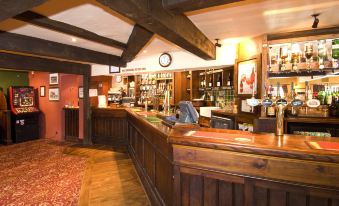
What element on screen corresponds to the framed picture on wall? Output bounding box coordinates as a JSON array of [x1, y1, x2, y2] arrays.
[[49, 73, 59, 85], [109, 66, 120, 74], [49, 87, 60, 101], [40, 86, 46, 97], [237, 59, 257, 95], [78, 87, 84, 99]]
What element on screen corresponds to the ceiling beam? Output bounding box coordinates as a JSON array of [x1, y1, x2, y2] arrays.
[[162, 0, 244, 13], [121, 25, 153, 62], [0, 0, 48, 22], [0, 31, 126, 66], [0, 52, 91, 75], [96, 0, 216, 60], [14, 11, 127, 50]]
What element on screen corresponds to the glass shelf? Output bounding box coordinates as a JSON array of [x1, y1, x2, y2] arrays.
[[268, 67, 339, 78]]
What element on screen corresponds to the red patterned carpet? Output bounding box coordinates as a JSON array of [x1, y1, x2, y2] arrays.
[[0, 139, 87, 205]]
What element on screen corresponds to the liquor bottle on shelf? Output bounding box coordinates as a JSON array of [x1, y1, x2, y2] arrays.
[[291, 43, 301, 71], [304, 43, 313, 70], [216, 73, 222, 87], [332, 39, 339, 68], [279, 47, 289, 71], [266, 84, 276, 117], [329, 93, 338, 117], [326, 86, 332, 106], [227, 72, 232, 87], [318, 40, 326, 70], [208, 75, 213, 87]]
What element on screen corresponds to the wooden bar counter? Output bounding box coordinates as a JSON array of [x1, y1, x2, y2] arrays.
[[92, 108, 339, 206]]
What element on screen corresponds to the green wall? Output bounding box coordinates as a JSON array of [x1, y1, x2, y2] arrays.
[[0, 70, 29, 96]]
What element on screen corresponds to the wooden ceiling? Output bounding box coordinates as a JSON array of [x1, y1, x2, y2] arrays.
[[0, 0, 242, 68]]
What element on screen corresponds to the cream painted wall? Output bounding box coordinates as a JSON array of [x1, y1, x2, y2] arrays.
[[91, 41, 238, 76]]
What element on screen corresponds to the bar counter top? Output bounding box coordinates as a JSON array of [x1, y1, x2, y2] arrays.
[[93, 107, 339, 163]]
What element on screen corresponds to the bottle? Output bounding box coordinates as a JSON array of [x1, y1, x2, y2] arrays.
[[332, 39, 339, 68], [227, 72, 232, 86], [327, 86, 332, 106], [329, 95, 338, 117], [216, 73, 221, 87], [208, 75, 212, 87], [318, 40, 326, 70]]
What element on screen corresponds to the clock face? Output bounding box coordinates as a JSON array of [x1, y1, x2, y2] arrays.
[[116, 75, 122, 83], [159, 53, 172, 67]]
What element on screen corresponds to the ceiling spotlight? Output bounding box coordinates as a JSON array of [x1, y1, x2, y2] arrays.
[[215, 39, 222, 47], [311, 13, 320, 29], [71, 37, 77, 42]]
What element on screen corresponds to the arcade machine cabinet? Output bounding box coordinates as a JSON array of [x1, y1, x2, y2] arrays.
[[9, 86, 40, 143]]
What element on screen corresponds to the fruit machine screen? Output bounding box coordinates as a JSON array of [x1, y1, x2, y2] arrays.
[[9, 86, 39, 115]]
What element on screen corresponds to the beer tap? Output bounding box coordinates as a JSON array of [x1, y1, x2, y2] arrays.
[[275, 82, 288, 136], [247, 82, 294, 136]]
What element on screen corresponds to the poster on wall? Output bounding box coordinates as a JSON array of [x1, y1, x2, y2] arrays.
[[49, 87, 60, 101], [237, 59, 257, 95], [49, 73, 59, 85], [78, 87, 84, 99], [40, 86, 46, 97], [89, 89, 98, 97]]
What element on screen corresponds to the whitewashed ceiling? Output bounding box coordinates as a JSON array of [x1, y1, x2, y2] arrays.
[[0, 0, 338, 60]]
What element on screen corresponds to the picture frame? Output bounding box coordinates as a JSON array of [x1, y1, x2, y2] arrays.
[[109, 66, 120, 74], [78, 87, 84, 99], [49, 73, 59, 85], [237, 59, 257, 95], [40, 86, 46, 97], [49, 87, 60, 101]]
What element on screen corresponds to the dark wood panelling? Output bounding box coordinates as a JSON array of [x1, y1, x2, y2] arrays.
[[126, 111, 173, 206], [91, 109, 128, 146], [189, 175, 203, 206], [90, 109, 339, 206], [64, 108, 79, 141], [203, 177, 217, 206], [155, 150, 173, 206], [0, 110, 11, 144], [144, 139, 155, 183], [269, 189, 286, 206], [14, 11, 127, 50], [176, 166, 339, 206], [218, 181, 233, 206], [254, 187, 268, 206], [288, 193, 307, 206], [179, 170, 247, 206]]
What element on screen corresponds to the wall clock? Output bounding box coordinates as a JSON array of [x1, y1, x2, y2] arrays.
[[116, 75, 122, 83], [159, 53, 172, 67]]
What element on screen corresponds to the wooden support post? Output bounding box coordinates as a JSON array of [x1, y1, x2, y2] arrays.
[[83, 71, 92, 145]]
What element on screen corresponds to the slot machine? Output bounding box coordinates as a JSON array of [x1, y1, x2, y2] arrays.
[[9, 86, 40, 143]]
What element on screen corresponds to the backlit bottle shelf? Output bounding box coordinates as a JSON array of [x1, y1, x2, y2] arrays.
[[267, 67, 339, 78]]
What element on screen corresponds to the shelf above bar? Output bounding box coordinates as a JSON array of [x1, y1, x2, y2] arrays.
[[267, 67, 339, 78]]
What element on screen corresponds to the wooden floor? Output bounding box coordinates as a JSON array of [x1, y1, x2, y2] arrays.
[[64, 144, 150, 206]]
